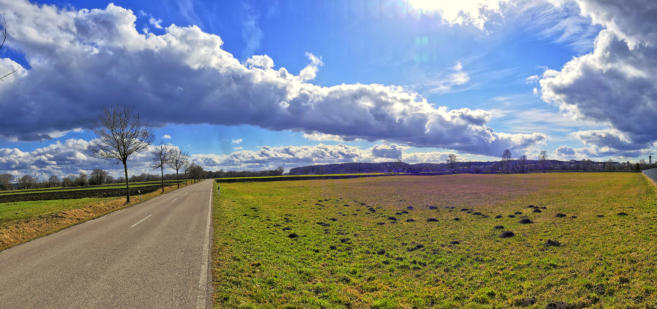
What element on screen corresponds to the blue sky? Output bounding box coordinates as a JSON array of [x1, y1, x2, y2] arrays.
[[1, 0, 656, 177]]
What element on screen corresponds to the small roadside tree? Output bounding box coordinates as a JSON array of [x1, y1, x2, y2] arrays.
[[94, 106, 153, 203], [152, 144, 170, 193], [167, 148, 189, 188]]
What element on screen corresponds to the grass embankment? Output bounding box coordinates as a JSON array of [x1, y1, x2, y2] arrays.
[[212, 173, 657, 308], [0, 183, 188, 251]]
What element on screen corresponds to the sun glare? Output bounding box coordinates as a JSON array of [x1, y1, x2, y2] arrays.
[[407, 0, 506, 29]]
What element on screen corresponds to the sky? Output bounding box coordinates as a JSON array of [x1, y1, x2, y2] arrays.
[[0, 0, 656, 179]]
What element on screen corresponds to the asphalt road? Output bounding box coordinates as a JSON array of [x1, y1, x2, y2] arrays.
[[0, 179, 214, 309]]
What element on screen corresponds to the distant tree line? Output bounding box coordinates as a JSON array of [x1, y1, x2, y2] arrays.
[[289, 150, 656, 175]]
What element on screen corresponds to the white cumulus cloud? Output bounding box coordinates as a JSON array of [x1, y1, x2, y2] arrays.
[[0, 0, 544, 156]]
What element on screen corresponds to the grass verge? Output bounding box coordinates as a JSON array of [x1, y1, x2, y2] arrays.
[[212, 173, 657, 308], [0, 183, 188, 252]]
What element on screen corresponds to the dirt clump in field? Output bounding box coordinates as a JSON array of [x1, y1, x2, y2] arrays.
[[428, 205, 438, 210], [453, 217, 460, 221], [508, 214, 516, 218], [406, 218, 415, 222], [426, 218, 438, 222], [407, 244, 424, 251], [495, 215, 503, 218], [518, 218, 533, 224], [513, 297, 536, 307], [533, 208, 542, 213], [450, 240, 460, 245], [546, 301, 576, 309], [597, 214, 604, 217], [376, 222, 385, 225], [545, 239, 561, 247], [460, 208, 469, 212], [499, 231, 515, 238], [287, 233, 299, 238], [340, 238, 351, 244], [617, 212, 628, 216], [494, 225, 504, 229], [387, 216, 397, 221], [514, 211, 523, 215], [407, 205, 414, 210], [555, 213, 567, 218], [316, 222, 330, 227]]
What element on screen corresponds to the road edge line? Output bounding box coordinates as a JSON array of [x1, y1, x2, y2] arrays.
[[196, 181, 212, 309]]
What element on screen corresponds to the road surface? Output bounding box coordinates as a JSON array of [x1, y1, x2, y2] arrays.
[[0, 179, 214, 308]]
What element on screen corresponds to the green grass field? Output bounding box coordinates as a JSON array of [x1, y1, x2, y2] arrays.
[[212, 173, 657, 308]]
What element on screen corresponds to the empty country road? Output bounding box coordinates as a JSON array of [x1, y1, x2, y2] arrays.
[[0, 180, 214, 309]]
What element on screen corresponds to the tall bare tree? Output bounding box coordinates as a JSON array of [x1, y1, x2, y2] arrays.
[[167, 148, 189, 188], [0, 16, 17, 81], [152, 144, 170, 193], [94, 106, 153, 203]]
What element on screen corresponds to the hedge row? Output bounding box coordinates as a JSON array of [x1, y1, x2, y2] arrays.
[[0, 185, 161, 203]]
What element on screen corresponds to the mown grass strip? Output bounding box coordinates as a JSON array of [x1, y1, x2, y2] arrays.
[[0, 183, 189, 252]]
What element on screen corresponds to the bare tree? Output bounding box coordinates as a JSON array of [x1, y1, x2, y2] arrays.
[[0, 173, 13, 190], [89, 169, 109, 185], [48, 175, 60, 187], [19, 175, 35, 189], [447, 154, 457, 170], [539, 150, 547, 172], [94, 106, 153, 203], [519, 155, 527, 173], [501, 149, 512, 173], [186, 163, 204, 182], [167, 148, 189, 188], [75, 173, 88, 186], [152, 144, 170, 193]]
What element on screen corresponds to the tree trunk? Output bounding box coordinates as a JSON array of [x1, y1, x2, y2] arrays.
[[160, 164, 164, 193], [176, 169, 179, 188], [123, 160, 130, 203]]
